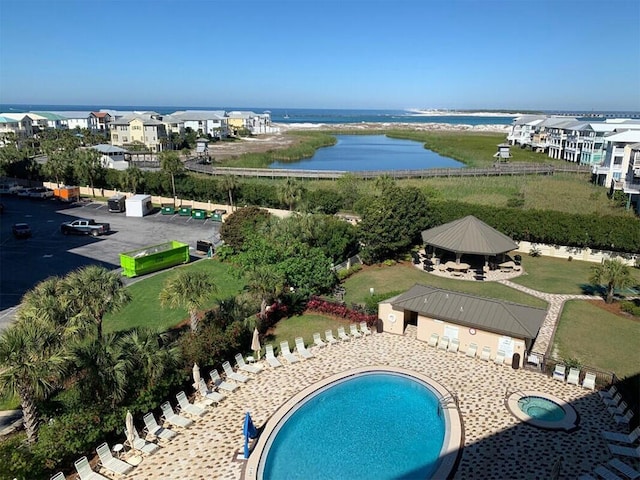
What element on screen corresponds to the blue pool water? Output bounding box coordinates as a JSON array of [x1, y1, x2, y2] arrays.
[[269, 134, 464, 171], [261, 373, 446, 479], [518, 396, 566, 422]]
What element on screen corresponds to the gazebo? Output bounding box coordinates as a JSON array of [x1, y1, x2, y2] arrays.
[[421, 215, 518, 268]]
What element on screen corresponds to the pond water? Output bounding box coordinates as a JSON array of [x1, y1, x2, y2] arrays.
[[269, 135, 465, 171]]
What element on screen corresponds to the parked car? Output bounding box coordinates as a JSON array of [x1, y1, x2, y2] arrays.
[[12, 223, 32, 239], [60, 218, 110, 237], [27, 187, 55, 199], [0, 183, 22, 195], [16, 187, 33, 198]]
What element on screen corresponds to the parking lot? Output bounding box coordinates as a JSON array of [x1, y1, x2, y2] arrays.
[[0, 196, 222, 312]]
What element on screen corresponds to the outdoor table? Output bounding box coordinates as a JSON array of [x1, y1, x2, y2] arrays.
[[112, 443, 124, 459], [499, 261, 516, 271], [447, 262, 470, 272]]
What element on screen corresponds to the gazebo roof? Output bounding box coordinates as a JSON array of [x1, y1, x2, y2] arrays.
[[421, 215, 518, 256], [389, 284, 545, 341]]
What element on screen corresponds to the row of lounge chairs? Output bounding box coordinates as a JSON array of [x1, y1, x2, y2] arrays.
[[427, 333, 508, 364], [596, 385, 636, 429], [552, 364, 597, 390], [579, 426, 640, 479]]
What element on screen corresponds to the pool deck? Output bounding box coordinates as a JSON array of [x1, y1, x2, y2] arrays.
[[123, 326, 635, 480]]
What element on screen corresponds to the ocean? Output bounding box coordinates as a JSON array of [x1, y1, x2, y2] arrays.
[[2, 104, 638, 125], [0, 104, 517, 126]]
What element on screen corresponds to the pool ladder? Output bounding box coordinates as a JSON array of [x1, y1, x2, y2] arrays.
[[438, 393, 459, 412]]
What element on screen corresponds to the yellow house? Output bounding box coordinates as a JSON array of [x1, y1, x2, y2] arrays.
[[378, 284, 546, 368], [110, 115, 168, 152]]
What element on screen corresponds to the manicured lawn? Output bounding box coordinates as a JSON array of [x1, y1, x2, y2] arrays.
[[512, 256, 640, 295], [0, 394, 19, 411], [554, 300, 640, 378], [266, 313, 346, 353], [342, 262, 547, 308], [104, 259, 246, 333]]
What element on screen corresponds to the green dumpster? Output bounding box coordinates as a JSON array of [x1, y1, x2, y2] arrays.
[[119, 241, 189, 278], [192, 209, 207, 220], [161, 204, 175, 215], [178, 205, 192, 216], [211, 209, 226, 222]]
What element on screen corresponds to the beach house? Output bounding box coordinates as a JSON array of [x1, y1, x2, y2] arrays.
[[110, 114, 169, 152]]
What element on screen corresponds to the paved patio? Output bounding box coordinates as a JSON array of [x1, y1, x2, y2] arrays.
[[120, 326, 633, 480]]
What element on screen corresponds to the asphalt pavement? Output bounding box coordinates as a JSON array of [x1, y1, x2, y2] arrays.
[[0, 195, 223, 322]]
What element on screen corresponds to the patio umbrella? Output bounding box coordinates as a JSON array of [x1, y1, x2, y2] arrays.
[[192, 363, 201, 390], [243, 412, 258, 459], [251, 328, 261, 360], [125, 410, 135, 452]]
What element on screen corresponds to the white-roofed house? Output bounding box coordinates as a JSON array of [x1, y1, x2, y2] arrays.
[[169, 110, 229, 139], [0, 113, 34, 137], [49, 111, 92, 130], [592, 129, 640, 191], [506, 115, 546, 147], [226, 111, 277, 135]]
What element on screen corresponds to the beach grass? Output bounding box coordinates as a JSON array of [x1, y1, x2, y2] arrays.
[[342, 262, 547, 308], [103, 259, 246, 333], [554, 300, 640, 378]]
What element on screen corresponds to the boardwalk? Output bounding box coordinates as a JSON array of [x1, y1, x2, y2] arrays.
[[185, 161, 591, 180]]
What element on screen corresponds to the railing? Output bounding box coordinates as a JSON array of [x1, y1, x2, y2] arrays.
[[185, 161, 591, 180], [542, 356, 617, 387]]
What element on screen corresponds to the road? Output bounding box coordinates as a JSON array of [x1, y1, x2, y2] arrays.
[[0, 195, 222, 319]]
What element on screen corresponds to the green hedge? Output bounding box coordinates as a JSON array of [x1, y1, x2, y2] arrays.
[[427, 201, 640, 253]]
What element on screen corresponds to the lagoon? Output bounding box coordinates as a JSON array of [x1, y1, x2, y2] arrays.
[[269, 135, 465, 171]]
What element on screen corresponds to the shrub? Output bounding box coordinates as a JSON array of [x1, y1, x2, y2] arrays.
[[306, 296, 377, 325], [0, 434, 45, 480], [620, 300, 640, 317], [364, 291, 404, 315], [336, 263, 362, 281], [529, 246, 542, 257]]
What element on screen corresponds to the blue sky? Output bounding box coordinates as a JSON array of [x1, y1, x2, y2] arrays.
[[1, 0, 639, 111]]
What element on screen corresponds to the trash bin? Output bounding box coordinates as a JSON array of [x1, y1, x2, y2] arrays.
[[211, 209, 227, 222], [512, 352, 520, 370], [161, 204, 175, 215], [178, 205, 192, 216], [196, 240, 214, 254], [376, 318, 384, 333], [192, 209, 207, 220]]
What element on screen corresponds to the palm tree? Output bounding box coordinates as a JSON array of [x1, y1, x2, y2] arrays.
[[122, 164, 145, 193], [61, 266, 131, 339], [279, 178, 304, 211], [220, 175, 239, 211], [0, 319, 71, 444], [74, 148, 104, 197], [245, 266, 286, 320], [159, 271, 217, 332], [159, 150, 183, 205], [590, 258, 634, 304], [120, 328, 181, 388], [42, 151, 71, 187]]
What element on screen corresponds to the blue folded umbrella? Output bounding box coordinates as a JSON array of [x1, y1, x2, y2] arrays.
[[243, 412, 258, 458]]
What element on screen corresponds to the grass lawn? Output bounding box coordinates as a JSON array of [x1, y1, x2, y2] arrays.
[[265, 313, 347, 353], [0, 394, 19, 411], [512, 256, 640, 295], [104, 259, 246, 333], [342, 262, 547, 308], [554, 300, 640, 378]]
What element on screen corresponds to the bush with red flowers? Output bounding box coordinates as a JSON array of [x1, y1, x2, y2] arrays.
[[306, 296, 377, 326]]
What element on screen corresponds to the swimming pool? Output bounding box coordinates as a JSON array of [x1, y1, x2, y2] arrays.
[[244, 367, 462, 480], [506, 390, 579, 431], [518, 396, 565, 422]]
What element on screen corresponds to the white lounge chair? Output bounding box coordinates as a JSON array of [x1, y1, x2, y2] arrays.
[[437, 336, 449, 351], [608, 443, 640, 459], [265, 344, 283, 368], [325, 329, 338, 345], [160, 401, 194, 429], [235, 353, 264, 374], [599, 385, 618, 401], [593, 465, 625, 480], [295, 337, 314, 359], [176, 390, 207, 417], [582, 372, 596, 390], [603, 392, 623, 408], [280, 340, 300, 364], [313, 332, 327, 348], [608, 458, 640, 480], [448, 338, 460, 353], [50, 473, 66, 480], [552, 364, 566, 381], [480, 346, 491, 361], [601, 426, 640, 444], [360, 321, 372, 336], [466, 343, 477, 358], [210, 369, 239, 392], [567, 367, 580, 386], [349, 323, 362, 339], [337, 326, 351, 341], [494, 350, 506, 365], [428, 333, 439, 348], [608, 401, 628, 417], [143, 412, 177, 442], [126, 426, 160, 455], [223, 361, 250, 383], [74, 456, 110, 480], [614, 409, 634, 427], [96, 442, 134, 476], [197, 378, 225, 405]]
